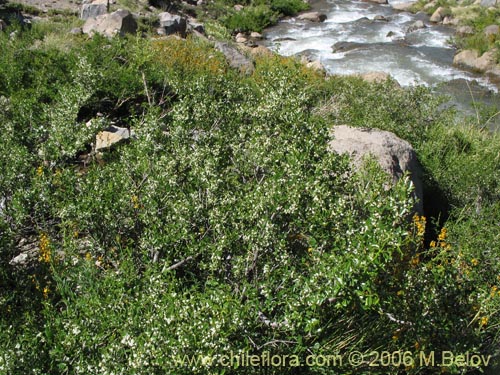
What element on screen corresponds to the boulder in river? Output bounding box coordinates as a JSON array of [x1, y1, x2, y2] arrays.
[[328, 125, 423, 214], [297, 12, 327, 23], [374, 15, 389, 22], [332, 41, 368, 53], [366, 0, 388, 4], [453, 49, 498, 73], [407, 20, 426, 33]]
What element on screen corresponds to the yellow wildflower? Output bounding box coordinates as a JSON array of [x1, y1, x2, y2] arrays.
[[430, 240, 436, 248], [413, 214, 426, 237], [414, 341, 420, 350], [39, 233, 51, 263], [480, 316, 489, 327], [438, 227, 447, 242], [43, 286, 49, 299], [36, 166, 43, 177], [131, 195, 140, 209], [491, 286, 498, 298], [471, 258, 479, 266], [411, 256, 420, 266], [307, 247, 313, 256], [85, 252, 92, 261]]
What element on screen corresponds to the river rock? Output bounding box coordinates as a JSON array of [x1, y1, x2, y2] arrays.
[[357, 71, 392, 83], [235, 33, 247, 43], [367, 0, 388, 4], [234, 4, 244, 11], [332, 41, 367, 53], [81, 0, 108, 20], [250, 31, 263, 39], [329, 125, 423, 214], [374, 15, 389, 22], [484, 24, 500, 37], [430, 7, 450, 23], [239, 44, 274, 58], [83, 9, 137, 37], [95, 125, 134, 151], [306, 60, 326, 74], [407, 20, 426, 33], [297, 12, 327, 22], [215, 42, 254, 74], [453, 49, 498, 72], [391, 1, 416, 11], [442, 16, 458, 25], [456, 25, 474, 36], [158, 12, 187, 37]]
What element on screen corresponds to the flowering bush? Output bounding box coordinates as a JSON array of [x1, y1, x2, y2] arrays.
[[0, 25, 499, 375]]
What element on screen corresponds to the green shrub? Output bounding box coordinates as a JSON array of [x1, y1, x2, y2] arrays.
[[222, 5, 278, 32], [1, 24, 500, 375], [270, 0, 308, 16]]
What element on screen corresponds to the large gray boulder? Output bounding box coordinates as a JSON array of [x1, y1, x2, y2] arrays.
[[158, 12, 187, 37], [81, 0, 108, 20], [214, 42, 254, 74], [83, 9, 137, 37], [328, 125, 423, 213]]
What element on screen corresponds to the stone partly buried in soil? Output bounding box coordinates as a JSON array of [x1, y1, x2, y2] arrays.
[[82, 9, 137, 37], [328, 125, 424, 214], [214, 42, 255, 74], [95, 125, 134, 151]]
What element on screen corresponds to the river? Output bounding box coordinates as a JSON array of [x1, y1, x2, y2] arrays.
[[261, 0, 500, 128]]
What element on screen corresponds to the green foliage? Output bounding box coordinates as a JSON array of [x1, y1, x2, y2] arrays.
[[1, 22, 500, 375], [222, 4, 278, 32], [270, 0, 308, 16]]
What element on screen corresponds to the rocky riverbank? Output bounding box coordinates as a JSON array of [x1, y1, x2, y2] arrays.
[[396, 0, 500, 81]]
